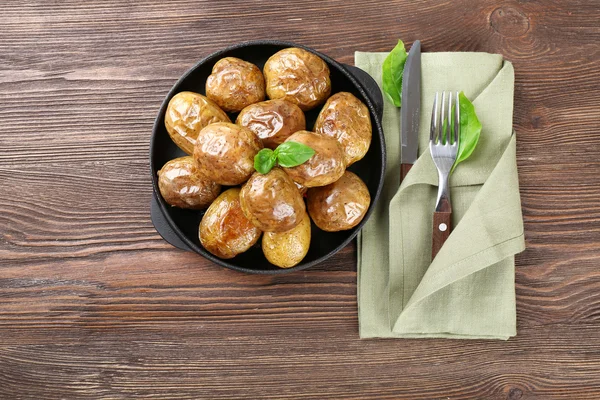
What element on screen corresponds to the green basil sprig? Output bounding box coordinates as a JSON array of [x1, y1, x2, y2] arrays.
[[382, 39, 408, 107], [451, 92, 482, 173], [254, 148, 278, 174], [254, 141, 315, 174]]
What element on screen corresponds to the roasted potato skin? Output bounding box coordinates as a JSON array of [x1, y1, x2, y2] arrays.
[[164, 91, 231, 155], [236, 99, 306, 149], [206, 57, 266, 112], [262, 213, 311, 268], [314, 92, 372, 166], [199, 188, 261, 259], [294, 181, 307, 196], [239, 168, 306, 232], [263, 48, 331, 111], [193, 122, 262, 186], [307, 171, 371, 232], [157, 156, 220, 209], [282, 131, 346, 188]]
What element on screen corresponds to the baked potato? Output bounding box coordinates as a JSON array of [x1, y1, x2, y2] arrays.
[[236, 99, 306, 149], [164, 91, 231, 155], [193, 122, 262, 186], [206, 57, 265, 112], [282, 131, 345, 188], [157, 156, 220, 209], [294, 181, 307, 196], [307, 171, 370, 232], [263, 47, 331, 111], [262, 213, 311, 268], [239, 168, 306, 232], [314, 92, 372, 166], [199, 188, 261, 259]]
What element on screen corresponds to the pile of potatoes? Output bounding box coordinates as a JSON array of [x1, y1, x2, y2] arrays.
[[158, 47, 372, 268]]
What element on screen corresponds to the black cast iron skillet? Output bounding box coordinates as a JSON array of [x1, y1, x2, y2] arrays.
[[150, 40, 385, 274]]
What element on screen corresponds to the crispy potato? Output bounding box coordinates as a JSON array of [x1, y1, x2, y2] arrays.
[[206, 57, 265, 112], [157, 156, 220, 209], [314, 92, 372, 166], [199, 188, 261, 259], [239, 168, 306, 232], [294, 181, 307, 196], [262, 213, 311, 268], [164, 91, 230, 155], [193, 122, 262, 186], [236, 99, 305, 149], [307, 171, 370, 232], [282, 131, 345, 188], [263, 48, 331, 111]]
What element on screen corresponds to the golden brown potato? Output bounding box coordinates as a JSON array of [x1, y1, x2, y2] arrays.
[[193, 122, 262, 186], [236, 99, 305, 149], [206, 57, 266, 112], [307, 171, 371, 232], [294, 181, 307, 196], [157, 156, 220, 209], [282, 131, 345, 188], [199, 188, 261, 259], [164, 91, 231, 155], [262, 213, 311, 268], [314, 92, 372, 166], [239, 168, 306, 232], [263, 48, 331, 111]]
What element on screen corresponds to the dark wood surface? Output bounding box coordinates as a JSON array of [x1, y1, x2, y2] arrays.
[[1, 1, 599, 398]]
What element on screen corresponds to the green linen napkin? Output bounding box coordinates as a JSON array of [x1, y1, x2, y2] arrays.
[[356, 51, 526, 340]]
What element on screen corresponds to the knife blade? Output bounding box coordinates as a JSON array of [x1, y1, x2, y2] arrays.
[[400, 40, 421, 181]]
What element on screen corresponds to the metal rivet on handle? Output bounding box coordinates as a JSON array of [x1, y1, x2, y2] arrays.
[[439, 223, 448, 232]]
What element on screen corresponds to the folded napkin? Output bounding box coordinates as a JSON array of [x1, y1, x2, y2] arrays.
[[356, 51, 526, 340]]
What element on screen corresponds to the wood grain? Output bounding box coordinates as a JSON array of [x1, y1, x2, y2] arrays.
[[1, 0, 600, 398]]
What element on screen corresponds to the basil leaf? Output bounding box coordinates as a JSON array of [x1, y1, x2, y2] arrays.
[[254, 148, 277, 174], [275, 141, 315, 168], [451, 92, 482, 173], [382, 40, 408, 107]]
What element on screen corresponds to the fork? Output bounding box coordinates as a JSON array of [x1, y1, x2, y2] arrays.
[[430, 91, 460, 259]]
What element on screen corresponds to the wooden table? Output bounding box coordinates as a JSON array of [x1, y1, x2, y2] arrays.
[[1, 1, 599, 398]]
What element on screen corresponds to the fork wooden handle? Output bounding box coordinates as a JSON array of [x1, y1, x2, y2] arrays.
[[432, 210, 452, 259]]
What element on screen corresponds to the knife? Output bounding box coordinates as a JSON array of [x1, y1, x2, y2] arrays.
[[400, 40, 421, 182]]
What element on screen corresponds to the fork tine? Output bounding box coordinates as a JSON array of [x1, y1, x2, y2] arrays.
[[430, 92, 438, 142], [440, 91, 446, 144], [447, 92, 453, 144], [454, 92, 460, 146]]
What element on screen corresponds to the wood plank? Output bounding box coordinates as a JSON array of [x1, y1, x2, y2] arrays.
[[1, 325, 599, 399]]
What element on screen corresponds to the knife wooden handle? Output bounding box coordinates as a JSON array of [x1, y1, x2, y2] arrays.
[[432, 210, 452, 260], [400, 163, 413, 182]]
